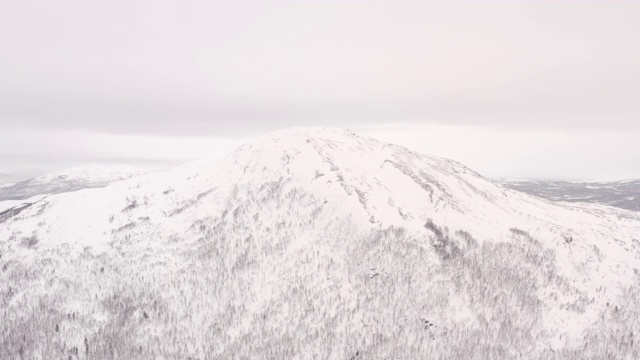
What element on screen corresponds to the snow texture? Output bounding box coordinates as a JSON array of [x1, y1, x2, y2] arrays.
[[1, 128, 639, 359]]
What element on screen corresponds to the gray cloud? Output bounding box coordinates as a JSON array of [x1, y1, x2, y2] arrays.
[[2, 1, 639, 136], [1, 1, 639, 180]]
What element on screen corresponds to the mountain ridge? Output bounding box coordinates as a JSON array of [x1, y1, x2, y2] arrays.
[[500, 178, 640, 212], [0, 164, 146, 202], [1, 127, 639, 359]]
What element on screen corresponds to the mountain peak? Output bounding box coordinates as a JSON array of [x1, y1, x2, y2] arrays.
[[260, 126, 359, 141], [2, 128, 640, 359]]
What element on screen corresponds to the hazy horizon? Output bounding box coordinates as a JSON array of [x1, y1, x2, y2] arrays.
[[2, 1, 639, 181]]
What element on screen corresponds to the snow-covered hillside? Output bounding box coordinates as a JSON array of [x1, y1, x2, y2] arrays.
[[501, 179, 640, 212], [0, 165, 145, 202], [1, 128, 639, 359]]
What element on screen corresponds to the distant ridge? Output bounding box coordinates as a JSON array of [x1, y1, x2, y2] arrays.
[[0, 165, 145, 201], [501, 178, 640, 211]]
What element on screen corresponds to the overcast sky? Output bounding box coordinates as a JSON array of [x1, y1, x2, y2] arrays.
[[1, 1, 639, 181]]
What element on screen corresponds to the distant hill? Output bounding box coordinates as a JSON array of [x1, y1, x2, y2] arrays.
[[0, 173, 19, 187], [0, 165, 145, 201], [500, 179, 640, 211]]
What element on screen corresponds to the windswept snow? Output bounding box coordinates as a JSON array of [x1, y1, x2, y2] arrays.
[[1, 128, 639, 359]]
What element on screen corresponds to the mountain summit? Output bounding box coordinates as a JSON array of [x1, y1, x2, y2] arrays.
[[2, 128, 639, 359]]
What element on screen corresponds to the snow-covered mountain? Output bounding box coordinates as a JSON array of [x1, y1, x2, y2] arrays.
[[501, 179, 640, 212], [0, 165, 145, 202], [1, 128, 639, 359]]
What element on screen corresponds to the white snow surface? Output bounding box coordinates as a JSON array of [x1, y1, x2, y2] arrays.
[[1, 128, 639, 359]]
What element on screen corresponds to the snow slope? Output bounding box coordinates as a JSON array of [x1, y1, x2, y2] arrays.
[[0, 165, 146, 202], [1, 128, 639, 359]]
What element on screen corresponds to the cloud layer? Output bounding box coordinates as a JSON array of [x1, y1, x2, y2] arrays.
[[1, 1, 638, 179], [2, 1, 639, 134]]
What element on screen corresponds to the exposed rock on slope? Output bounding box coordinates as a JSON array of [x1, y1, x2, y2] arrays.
[[1, 128, 639, 359]]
